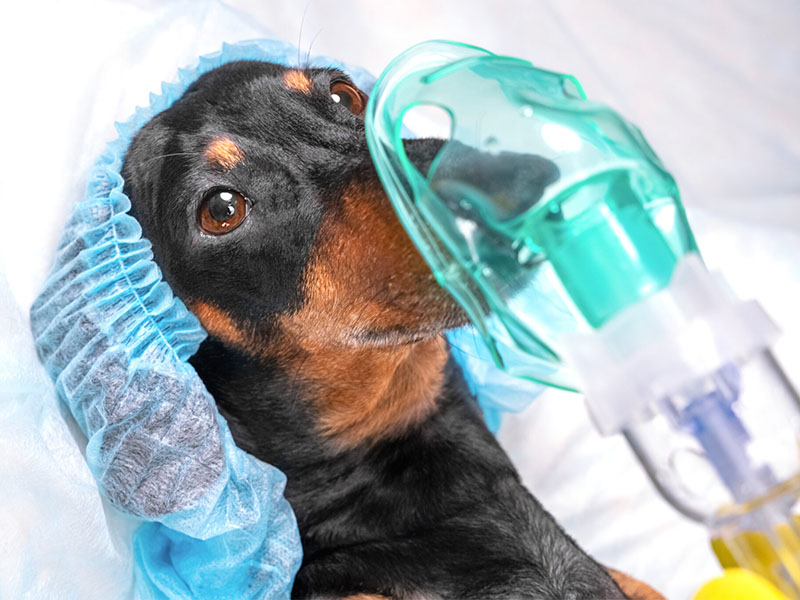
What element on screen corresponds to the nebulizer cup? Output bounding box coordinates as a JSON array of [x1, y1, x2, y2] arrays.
[[365, 40, 800, 597]]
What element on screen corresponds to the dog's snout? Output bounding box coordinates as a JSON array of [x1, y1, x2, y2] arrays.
[[401, 137, 448, 177], [400, 138, 560, 219]]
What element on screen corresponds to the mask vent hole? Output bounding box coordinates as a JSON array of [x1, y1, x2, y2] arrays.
[[401, 104, 452, 141]]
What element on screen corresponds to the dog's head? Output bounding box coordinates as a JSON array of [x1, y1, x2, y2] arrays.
[[123, 60, 463, 359]]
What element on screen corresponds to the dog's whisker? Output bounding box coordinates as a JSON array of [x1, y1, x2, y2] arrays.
[[296, 0, 314, 68], [304, 28, 323, 69], [346, 283, 395, 338]]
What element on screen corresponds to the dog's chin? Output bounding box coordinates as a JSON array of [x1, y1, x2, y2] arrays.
[[356, 306, 470, 348]]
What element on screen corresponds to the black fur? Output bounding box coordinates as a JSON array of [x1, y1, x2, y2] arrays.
[[122, 60, 629, 599]]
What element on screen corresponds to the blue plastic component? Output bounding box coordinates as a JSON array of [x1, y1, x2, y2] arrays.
[[676, 365, 775, 505], [29, 39, 375, 600]]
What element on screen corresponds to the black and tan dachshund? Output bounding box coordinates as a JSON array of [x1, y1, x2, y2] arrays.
[[122, 60, 664, 600]]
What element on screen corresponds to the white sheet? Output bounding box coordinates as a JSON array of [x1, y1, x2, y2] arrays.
[[1, 1, 798, 598]]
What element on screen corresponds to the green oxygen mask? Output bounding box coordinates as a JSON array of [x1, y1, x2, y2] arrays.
[[365, 40, 697, 391]]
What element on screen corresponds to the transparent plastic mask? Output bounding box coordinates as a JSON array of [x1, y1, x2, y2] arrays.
[[365, 40, 697, 390]]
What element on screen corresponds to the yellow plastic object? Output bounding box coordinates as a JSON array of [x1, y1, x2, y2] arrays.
[[711, 513, 800, 598], [694, 569, 787, 600]]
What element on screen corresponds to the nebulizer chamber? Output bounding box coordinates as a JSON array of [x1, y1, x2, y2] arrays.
[[365, 40, 800, 596]]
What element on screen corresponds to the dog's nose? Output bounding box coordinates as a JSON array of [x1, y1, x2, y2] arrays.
[[434, 142, 559, 218], [402, 138, 560, 221]]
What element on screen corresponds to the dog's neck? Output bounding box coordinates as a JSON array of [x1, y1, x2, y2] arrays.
[[271, 333, 449, 449], [189, 312, 450, 466]]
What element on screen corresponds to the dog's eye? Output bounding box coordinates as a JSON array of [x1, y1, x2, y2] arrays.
[[330, 80, 365, 115], [198, 189, 248, 235]]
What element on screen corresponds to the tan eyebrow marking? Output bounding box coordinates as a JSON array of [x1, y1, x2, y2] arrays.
[[282, 69, 313, 95], [204, 137, 245, 170]]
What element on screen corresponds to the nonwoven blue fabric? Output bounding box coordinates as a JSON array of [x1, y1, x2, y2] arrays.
[[29, 37, 542, 599], [447, 327, 545, 433]]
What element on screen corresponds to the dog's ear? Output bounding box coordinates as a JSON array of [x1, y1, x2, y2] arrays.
[[122, 116, 172, 229], [122, 116, 195, 292], [608, 568, 666, 600]]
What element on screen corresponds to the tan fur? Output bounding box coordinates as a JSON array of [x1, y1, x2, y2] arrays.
[[278, 180, 451, 348], [283, 69, 314, 95], [204, 136, 245, 170], [273, 180, 457, 448], [609, 568, 666, 600], [189, 300, 253, 350], [192, 323, 445, 453], [282, 334, 446, 448], [341, 595, 391, 600]]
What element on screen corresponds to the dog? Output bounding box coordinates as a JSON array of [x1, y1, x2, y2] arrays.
[[122, 59, 664, 600]]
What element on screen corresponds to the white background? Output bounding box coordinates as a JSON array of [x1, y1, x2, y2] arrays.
[[1, 1, 799, 598]]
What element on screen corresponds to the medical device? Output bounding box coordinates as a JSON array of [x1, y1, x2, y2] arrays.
[[365, 40, 800, 598]]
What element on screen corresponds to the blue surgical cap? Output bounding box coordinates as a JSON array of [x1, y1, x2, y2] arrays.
[[29, 37, 541, 599]]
